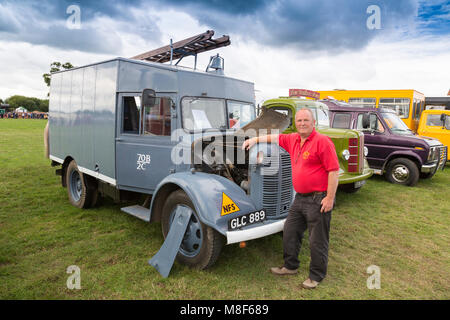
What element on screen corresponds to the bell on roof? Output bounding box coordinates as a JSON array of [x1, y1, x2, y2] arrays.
[[206, 54, 224, 75]]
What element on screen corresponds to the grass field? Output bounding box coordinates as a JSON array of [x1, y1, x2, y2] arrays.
[[0, 119, 449, 299]]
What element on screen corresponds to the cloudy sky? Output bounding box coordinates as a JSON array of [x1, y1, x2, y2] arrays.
[[0, 0, 449, 104]]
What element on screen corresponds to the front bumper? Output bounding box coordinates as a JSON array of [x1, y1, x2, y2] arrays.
[[421, 162, 438, 173], [338, 167, 374, 184], [226, 218, 285, 244]]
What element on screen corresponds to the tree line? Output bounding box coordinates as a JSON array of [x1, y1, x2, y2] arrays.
[[1, 95, 49, 112]]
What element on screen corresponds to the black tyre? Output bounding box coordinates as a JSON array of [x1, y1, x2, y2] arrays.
[[161, 190, 224, 269], [385, 158, 419, 186], [66, 160, 98, 208]]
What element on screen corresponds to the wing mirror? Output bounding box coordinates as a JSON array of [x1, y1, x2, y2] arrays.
[[142, 89, 156, 108], [362, 113, 370, 129]]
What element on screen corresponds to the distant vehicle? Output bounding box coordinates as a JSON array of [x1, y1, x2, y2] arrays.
[[263, 93, 373, 193], [417, 109, 450, 161], [318, 89, 425, 132], [327, 101, 447, 186]]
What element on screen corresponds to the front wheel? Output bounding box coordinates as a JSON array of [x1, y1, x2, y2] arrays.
[[385, 158, 419, 186], [161, 190, 224, 269]]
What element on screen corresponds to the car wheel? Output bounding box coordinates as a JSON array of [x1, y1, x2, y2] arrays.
[[385, 158, 419, 186], [161, 189, 224, 270], [66, 160, 98, 208]]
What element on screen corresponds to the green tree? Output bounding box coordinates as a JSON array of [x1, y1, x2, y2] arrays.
[[43, 62, 74, 95], [5, 95, 49, 112]]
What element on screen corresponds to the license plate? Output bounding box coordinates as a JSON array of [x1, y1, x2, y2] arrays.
[[228, 210, 266, 231], [355, 180, 366, 188]]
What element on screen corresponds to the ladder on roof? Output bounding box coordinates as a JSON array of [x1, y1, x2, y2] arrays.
[[130, 30, 230, 69]]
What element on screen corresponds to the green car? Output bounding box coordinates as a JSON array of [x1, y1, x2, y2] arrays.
[[263, 97, 373, 193]]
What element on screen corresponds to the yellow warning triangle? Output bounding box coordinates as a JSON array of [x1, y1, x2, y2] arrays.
[[221, 193, 240, 216]]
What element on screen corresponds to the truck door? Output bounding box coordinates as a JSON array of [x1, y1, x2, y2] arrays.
[[116, 92, 176, 192], [356, 112, 389, 169]]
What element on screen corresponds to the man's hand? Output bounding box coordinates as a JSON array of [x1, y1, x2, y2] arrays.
[[320, 196, 334, 213], [242, 137, 257, 150]]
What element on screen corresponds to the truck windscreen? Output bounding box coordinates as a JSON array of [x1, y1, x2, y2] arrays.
[[182, 97, 227, 130]]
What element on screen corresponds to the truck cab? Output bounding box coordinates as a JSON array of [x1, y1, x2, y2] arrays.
[[263, 96, 373, 193], [327, 101, 447, 186], [417, 109, 450, 161]]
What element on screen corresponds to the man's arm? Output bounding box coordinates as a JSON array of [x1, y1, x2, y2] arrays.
[[321, 170, 339, 213], [241, 134, 279, 150]]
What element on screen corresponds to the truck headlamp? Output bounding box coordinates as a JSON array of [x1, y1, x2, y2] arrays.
[[364, 146, 369, 157], [342, 149, 350, 161]]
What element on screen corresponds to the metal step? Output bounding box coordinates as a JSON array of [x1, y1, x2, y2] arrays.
[[120, 205, 150, 222]]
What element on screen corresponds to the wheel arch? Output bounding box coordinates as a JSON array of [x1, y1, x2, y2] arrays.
[[149, 172, 258, 236], [61, 156, 75, 187], [383, 152, 421, 172]]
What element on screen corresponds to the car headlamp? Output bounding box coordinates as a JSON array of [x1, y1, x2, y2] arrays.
[[342, 149, 350, 161], [364, 146, 369, 157]]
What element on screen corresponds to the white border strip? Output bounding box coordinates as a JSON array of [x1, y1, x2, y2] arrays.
[[226, 219, 285, 245], [78, 166, 116, 186], [50, 155, 64, 164], [49, 155, 116, 186]]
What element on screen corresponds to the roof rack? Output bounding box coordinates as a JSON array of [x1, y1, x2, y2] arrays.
[[130, 30, 230, 69]]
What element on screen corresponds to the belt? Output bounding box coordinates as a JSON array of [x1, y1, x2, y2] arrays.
[[297, 191, 327, 197]]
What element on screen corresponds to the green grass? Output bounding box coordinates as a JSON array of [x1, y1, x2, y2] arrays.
[[0, 119, 449, 299]]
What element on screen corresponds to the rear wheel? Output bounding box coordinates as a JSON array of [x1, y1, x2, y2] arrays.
[[161, 190, 224, 269], [385, 158, 419, 186], [66, 160, 98, 208]]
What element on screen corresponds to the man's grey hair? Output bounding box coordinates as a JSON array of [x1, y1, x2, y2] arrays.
[[296, 107, 316, 121]]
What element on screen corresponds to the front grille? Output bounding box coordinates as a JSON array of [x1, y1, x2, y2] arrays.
[[348, 137, 359, 172], [252, 150, 292, 218], [438, 146, 447, 170], [359, 134, 365, 173]]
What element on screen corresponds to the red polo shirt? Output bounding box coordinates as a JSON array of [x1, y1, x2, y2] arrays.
[[279, 129, 339, 194]]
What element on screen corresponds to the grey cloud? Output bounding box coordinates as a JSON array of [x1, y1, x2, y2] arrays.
[[156, 0, 418, 53], [0, 0, 418, 54], [0, 0, 161, 54]]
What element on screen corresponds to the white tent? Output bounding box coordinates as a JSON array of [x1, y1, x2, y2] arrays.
[[15, 107, 28, 113]]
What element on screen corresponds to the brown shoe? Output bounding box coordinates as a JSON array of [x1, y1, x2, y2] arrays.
[[270, 266, 298, 275], [302, 278, 320, 289]]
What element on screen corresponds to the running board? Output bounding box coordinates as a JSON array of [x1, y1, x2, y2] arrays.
[[120, 205, 150, 222]]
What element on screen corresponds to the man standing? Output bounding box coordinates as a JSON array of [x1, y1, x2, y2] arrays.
[[242, 108, 339, 289]]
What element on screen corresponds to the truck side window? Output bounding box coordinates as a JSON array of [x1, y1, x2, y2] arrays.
[[357, 113, 385, 133], [426, 114, 443, 127], [123, 96, 141, 134], [143, 97, 173, 136], [332, 113, 351, 129]]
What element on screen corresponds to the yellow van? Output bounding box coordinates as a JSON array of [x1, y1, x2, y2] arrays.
[[318, 89, 425, 132], [417, 109, 450, 161]]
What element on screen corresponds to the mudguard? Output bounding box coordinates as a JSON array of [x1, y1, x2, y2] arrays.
[[149, 171, 259, 236]]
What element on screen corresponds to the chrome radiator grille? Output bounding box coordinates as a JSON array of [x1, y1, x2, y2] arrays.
[[260, 152, 293, 218], [438, 145, 447, 170]]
